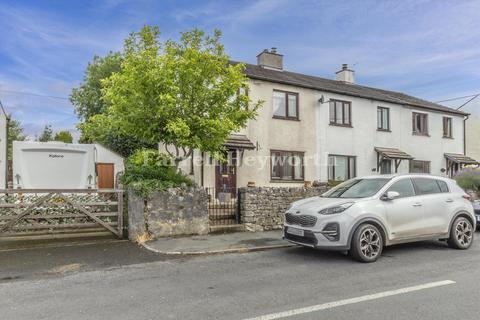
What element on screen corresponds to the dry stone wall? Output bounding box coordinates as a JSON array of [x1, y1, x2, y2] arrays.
[[238, 185, 329, 231]]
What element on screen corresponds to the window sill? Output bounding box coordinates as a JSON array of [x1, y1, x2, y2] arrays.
[[270, 179, 305, 183], [272, 116, 300, 122], [377, 128, 391, 132], [412, 132, 430, 137], [329, 123, 353, 128]]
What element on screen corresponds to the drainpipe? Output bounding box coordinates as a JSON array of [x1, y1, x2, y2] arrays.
[[5, 115, 10, 189], [463, 115, 469, 155], [200, 151, 204, 187]]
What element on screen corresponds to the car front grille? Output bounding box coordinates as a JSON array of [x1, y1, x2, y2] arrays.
[[285, 212, 317, 227], [284, 227, 317, 246]]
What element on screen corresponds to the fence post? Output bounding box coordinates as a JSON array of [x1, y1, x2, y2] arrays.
[[117, 190, 124, 239], [236, 188, 241, 224]]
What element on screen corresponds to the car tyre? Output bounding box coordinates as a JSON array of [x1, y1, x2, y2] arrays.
[[349, 223, 383, 263], [448, 216, 474, 250]]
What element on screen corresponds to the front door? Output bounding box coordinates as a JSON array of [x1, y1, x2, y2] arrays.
[[215, 150, 237, 196], [96, 163, 115, 189]]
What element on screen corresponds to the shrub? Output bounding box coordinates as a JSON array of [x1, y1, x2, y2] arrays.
[[454, 168, 480, 191], [121, 149, 193, 198]]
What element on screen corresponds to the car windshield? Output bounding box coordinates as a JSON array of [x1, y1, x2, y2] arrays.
[[322, 178, 391, 198]]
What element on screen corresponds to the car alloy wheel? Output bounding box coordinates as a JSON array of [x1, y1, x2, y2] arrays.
[[448, 216, 474, 250], [455, 219, 473, 247], [359, 228, 381, 259]]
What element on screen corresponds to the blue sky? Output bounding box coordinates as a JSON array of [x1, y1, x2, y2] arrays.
[[0, 0, 479, 139]]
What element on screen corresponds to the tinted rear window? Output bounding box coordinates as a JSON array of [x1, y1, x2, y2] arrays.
[[413, 178, 441, 195], [437, 180, 449, 193]]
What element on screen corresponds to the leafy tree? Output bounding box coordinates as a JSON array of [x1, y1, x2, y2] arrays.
[[71, 51, 154, 156], [70, 52, 122, 121], [54, 130, 73, 143], [37, 125, 54, 142], [82, 25, 261, 166], [7, 119, 26, 160]]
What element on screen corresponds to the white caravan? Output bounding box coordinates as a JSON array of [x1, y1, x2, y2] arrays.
[[13, 141, 96, 189]]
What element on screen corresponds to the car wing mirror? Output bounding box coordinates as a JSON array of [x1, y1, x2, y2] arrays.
[[382, 191, 400, 201]]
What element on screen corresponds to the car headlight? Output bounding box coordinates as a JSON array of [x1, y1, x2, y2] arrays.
[[318, 202, 354, 215]]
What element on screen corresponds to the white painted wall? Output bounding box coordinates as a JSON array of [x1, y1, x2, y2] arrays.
[[460, 99, 480, 162], [0, 112, 7, 188], [94, 144, 124, 184], [316, 92, 465, 180], [167, 80, 466, 187]]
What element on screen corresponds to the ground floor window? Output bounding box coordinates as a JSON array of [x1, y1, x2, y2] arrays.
[[271, 151, 304, 181], [409, 160, 430, 173], [328, 155, 356, 181]]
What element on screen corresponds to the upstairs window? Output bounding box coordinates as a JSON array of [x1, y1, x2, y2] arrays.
[[273, 90, 299, 120], [412, 112, 428, 135], [377, 107, 390, 131], [329, 100, 352, 126], [443, 117, 452, 138]]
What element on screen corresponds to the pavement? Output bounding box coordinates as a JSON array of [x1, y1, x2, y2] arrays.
[[142, 230, 294, 254]]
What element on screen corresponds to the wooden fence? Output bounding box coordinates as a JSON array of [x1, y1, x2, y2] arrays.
[[0, 189, 124, 240]]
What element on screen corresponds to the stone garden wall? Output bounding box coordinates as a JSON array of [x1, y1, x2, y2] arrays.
[[128, 187, 209, 240], [238, 185, 330, 231]]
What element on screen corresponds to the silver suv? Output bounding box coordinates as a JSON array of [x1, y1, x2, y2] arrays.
[[283, 174, 475, 262]]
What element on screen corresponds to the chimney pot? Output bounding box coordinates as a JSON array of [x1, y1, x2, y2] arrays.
[[342, 64, 348, 70], [271, 47, 277, 53]]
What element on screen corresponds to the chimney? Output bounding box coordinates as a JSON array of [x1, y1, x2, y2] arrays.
[[257, 47, 283, 70], [335, 64, 354, 84]]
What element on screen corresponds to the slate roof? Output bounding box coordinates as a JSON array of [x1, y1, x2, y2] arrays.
[[235, 62, 467, 116]]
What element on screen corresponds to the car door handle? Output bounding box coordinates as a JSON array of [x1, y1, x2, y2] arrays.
[[413, 203, 422, 207], [445, 199, 453, 203]]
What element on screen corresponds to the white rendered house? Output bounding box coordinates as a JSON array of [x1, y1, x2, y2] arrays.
[[172, 49, 476, 190]]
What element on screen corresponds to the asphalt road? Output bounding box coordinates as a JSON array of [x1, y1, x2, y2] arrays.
[[1, 235, 479, 320]]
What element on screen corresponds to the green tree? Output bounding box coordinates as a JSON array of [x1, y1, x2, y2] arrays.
[[37, 125, 53, 142], [70, 52, 122, 121], [54, 130, 73, 143], [7, 119, 26, 160], [82, 26, 261, 166], [71, 51, 155, 156]]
